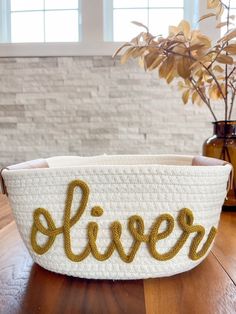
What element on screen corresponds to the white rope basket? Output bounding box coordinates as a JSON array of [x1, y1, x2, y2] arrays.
[[1, 155, 232, 280]]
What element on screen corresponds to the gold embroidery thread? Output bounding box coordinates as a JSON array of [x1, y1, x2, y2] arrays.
[[31, 180, 217, 263]]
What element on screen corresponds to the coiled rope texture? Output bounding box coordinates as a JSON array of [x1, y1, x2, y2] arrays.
[[31, 180, 217, 263]]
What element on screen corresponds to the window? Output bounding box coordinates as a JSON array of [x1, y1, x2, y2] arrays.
[[1, 0, 80, 43], [0, 0, 205, 57], [104, 0, 185, 41]]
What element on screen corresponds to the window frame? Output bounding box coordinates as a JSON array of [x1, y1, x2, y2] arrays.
[[0, 0, 217, 57], [9, 1, 81, 43], [105, 0, 185, 41]]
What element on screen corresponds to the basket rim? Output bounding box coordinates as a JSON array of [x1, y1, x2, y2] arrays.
[[1, 154, 232, 175]]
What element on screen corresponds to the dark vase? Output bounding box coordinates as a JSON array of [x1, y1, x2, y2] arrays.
[[203, 120, 236, 208]]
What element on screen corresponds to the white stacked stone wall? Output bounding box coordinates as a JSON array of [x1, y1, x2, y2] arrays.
[[0, 56, 234, 166]]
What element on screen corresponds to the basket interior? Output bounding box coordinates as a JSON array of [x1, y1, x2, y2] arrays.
[[46, 155, 194, 168]]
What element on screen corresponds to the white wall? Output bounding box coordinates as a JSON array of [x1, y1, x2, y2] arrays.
[[0, 56, 233, 166]]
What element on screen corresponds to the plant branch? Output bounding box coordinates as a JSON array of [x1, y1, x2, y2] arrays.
[[227, 66, 236, 79], [220, 0, 230, 9], [206, 44, 227, 70], [228, 82, 236, 119], [117, 5, 236, 121], [228, 91, 235, 119], [188, 47, 228, 109], [163, 41, 228, 105], [190, 77, 217, 121], [162, 44, 227, 110], [225, 0, 231, 120], [201, 61, 227, 105]]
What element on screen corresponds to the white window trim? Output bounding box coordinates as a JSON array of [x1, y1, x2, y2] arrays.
[[199, 0, 220, 42], [104, 0, 189, 42], [0, 0, 11, 43], [0, 0, 218, 57]]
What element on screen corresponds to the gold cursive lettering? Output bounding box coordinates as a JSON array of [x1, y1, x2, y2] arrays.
[[31, 180, 217, 263]]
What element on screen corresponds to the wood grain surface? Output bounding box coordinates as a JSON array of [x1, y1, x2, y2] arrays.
[[0, 195, 13, 230], [212, 211, 236, 285], [0, 195, 235, 314]]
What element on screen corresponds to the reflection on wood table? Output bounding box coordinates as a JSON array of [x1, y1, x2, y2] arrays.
[[0, 195, 235, 314]]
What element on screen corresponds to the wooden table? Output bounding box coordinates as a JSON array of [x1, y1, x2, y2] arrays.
[[0, 195, 235, 314]]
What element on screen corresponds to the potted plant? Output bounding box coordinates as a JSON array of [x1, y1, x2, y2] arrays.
[[113, 0, 236, 208]]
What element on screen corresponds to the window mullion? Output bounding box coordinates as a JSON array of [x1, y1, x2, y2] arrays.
[[104, 0, 113, 41], [198, 0, 220, 42], [0, 0, 11, 43], [43, 0, 46, 42], [81, 0, 103, 43], [184, 0, 198, 28]]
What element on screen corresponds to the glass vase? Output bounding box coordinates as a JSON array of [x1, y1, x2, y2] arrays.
[[203, 120, 236, 208]]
